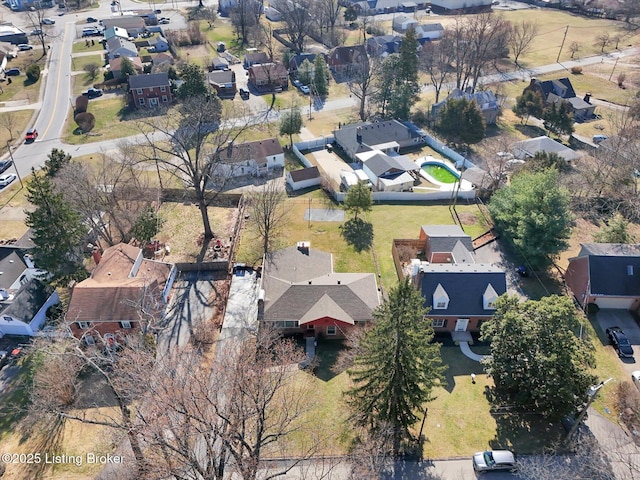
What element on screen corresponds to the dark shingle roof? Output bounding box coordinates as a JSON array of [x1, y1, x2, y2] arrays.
[[207, 70, 235, 85], [217, 138, 283, 165], [334, 120, 423, 157], [421, 225, 474, 253], [128, 72, 170, 89], [289, 166, 320, 182], [0, 280, 54, 322], [0, 248, 27, 290], [534, 77, 577, 100], [579, 243, 640, 257], [588, 255, 640, 296]]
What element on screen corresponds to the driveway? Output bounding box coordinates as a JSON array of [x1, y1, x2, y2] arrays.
[[312, 148, 353, 186], [594, 309, 640, 371]]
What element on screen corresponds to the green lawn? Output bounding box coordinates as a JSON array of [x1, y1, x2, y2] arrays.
[[0, 53, 46, 104], [72, 40, 105, 54], [71, 54, 105, 72]]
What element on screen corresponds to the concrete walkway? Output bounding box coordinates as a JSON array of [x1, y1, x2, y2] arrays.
[[459, 341, 487, 362]]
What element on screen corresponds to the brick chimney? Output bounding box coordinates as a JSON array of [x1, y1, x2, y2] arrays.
[[583, 92, 592, 104], [92, 247, 103, 265]]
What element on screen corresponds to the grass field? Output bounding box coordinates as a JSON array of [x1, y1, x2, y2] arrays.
[[72, 40, 105, 54], [0, 52, 46, 104], [71, 54, 105, 73]]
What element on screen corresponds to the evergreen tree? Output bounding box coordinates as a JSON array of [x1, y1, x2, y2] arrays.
[[388, 27, 420, 120], [437, 97, 486, 146], [279, 106, 303, 147], [297, 59, 314, 86], [25, 169, 88, 283], [119, 56, 137, 77], [343, 181, 372, 220], [542, 101, 574, 136], [131, 206, 165, 244], [594, 213, 635, 243], [513, 90, 544, 125], [44, 148, 71, 178], [176, 63, 211, 100], [344, 4, 357, 22], [313, 55, 330, 96], [346, 279, 444, 455], [372, 56, 399, 118]]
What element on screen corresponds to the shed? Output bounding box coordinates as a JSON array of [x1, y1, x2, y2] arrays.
[[287, 166, 321, 190]]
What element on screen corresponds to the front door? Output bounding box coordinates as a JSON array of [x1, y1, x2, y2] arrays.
[[455, 318, 469, 332]]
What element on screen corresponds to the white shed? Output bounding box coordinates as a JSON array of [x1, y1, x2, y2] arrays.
[[287, 166, 321, 190], [392, 14, 418, 33]]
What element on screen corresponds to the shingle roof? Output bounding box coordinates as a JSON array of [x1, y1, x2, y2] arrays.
[[207, 70, 235, 85], [109, 56, 143, 71], [534, 77, 576, 100], [334, 119, 424, 158], [101, 17, 146, 30], [512, 135, 581, 162], [91, 243, 140, 282], [106, 36, 137, 55], [0, 248, 27, 290], [128, 72, 170, 89], [0, 280, 54, 322], [263, 246, 332, 284], [289, 166, 320, 182], [217, 137, 283, 165], [588, 256, 640, 297], [579, 243, 640, 257], [248, 63, 288, 83]]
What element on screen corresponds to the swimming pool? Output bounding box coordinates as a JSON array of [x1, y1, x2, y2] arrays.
[[420, 161, 460, 184]]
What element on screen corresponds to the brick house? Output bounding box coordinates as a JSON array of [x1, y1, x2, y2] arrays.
[[260, 243, 380, 339], [109, 56, 144, 80], [392, 225, 507, 333], [247, 63, 288, 92], [327, 45, 368, 78], [66, 243, 177, 346], [129, 72, 172, 108], [207, 70, 236, 98], [212, 137, 285, 179]]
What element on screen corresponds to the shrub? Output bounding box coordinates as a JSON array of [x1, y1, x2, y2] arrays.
[[75, 95, 89, 115], [83, 62, 100, 79], [571, 66, 583, 75], [26, 64, 40, 82], [75, 112, 96, 132], [103, 70, 114, 81]]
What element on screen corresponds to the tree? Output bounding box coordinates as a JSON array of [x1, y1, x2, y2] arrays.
[[543, 101, 575, 136], [75, 95, 88, 115], [297, 58, 314, 86], [346, 279, 444, 455], [131, 206, 165, 244], [348, 55, 378, 121], [176, 63, 211, 100], [74, 112, 96, 132], [230, 0, 261, 45], [0, 111, 19, 141], [343, 181, 372, 220], [317, 0, 342, 45], [247, 181, 288, 257], [275, 0, 314, 52], [437, 97, 486, 146], [119, 56, 137, 77], [279, 106, 302, 147], [24, 8, 50, 54], [569, 41, 581, 59], [513, 89, 544, 125], [488, 169, 573, 269], [419, 34, 454, 103], [26, 64, 40, 82], [594, 213, 636, 243], [83, 63, 100, 80], [528, 151, 570, 172], [25, 170, 88, 283], [313, 54, 330, 97], [344, 4, 357, 22], [481, 295, 597, 420], [372, 55, 399, 118], [507, 20, 539, 66], [595, 33, 610, 53], [43, 148, 71, 177]]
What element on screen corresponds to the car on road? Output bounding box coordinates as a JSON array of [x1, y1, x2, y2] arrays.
[[607, 326, 634, 358], [30, 28, 43, 36], [292, 79, 302, 88], [5, 68, 20, 76], [24, 128, 38, 142], [41, 18, 55, 25], [0, 159, 12, 174], [0, 173, 17, 187], [158, 18, 170, 24], [87, 17, 98, 23], [239, 87, 250, 99], [17, 44, 33, 51], [83, 87, 103, 98], [300, 85, 310, 94], [472, 450, 517, 472]]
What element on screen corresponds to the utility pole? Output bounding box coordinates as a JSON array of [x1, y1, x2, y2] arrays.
[[557, 25, 569, 63], [6, 141, 22, 188], [565, 378, 613, 444], [608, 56, 620, 82]]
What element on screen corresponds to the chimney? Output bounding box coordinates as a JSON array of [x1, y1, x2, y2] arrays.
[[23, 254, 35, 269], [356, 127, 362, 144], [583, 92, 592, 104], [337, 280, 341, 285], [92, 247, 102, 265], [297, 241, 310, 255]]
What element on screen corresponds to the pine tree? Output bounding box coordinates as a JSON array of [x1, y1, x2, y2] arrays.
[[44, 148, 71, 178], [313, 55, 330, 96], [346, 279, 444, 455], [343, 181, 372, 220], [279, 106, 303, 147], [513, 90, 544, 125], [388, 27, 420, 120], [542, 100, 574, 136], [25, 169, 89, 283], [437, 97, 485, 146]]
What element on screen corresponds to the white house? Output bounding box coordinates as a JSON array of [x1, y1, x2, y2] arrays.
[[287, 166, 321, 190], [106, 36, 138, 60], [392, 14, 418, 33], [415, 23, 444, 41], [104, 26, 129, 41], [213, 138, 285, 179], [361, 151, 417, 192]]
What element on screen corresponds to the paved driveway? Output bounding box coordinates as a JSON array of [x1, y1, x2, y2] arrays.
[[595, 309, 640, 371], [312, 148, 352, 186]]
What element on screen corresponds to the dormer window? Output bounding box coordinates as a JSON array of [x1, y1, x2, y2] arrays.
[[433, 283, 449, 310], [483, 284, 499, 310]]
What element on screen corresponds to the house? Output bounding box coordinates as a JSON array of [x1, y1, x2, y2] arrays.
[[366, 35, 402, 57], [287, 166, 322, 191], [566, 243, 640, 311], [392, 225, 507, 332], [260, 243, 380, 339], [327, 45, 368, 78], [333, 119, 427, 162], [429, 0, 491, 13], [288, 53, 317, 73], [361, 151, 418, 192], [148, 35, 169, 53], [213, 137, 284, 178], [415, 23, 445, 42], [244, 50, 269, 69], [264, 6, 282, 21], [210, 56, 229, 71], [432, 88, 500, 125], [392, 14, 418, 33], [106, 36, 138, 60], [248, 63, 288, 92], [103, 26, 129, 41], [0, 245, 59, 337], [66, 243, 177, 345], [101, 17, 147, 36], [129, 72, 172, 108], [524, 78, 596, 121], [152, 53, 174, 69], [207, 70, 236, 98], [0, 24, 28, 45], [511, 135, 581, 163], [109, 56, 144, 80]]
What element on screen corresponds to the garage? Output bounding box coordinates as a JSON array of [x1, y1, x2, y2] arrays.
[[0, 316, 33, 336], [595, 297, 636, 310]]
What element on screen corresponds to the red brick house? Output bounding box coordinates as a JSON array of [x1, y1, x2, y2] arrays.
[[66, 243, 177, 346], [247, 63, 288, 92], [327, 45, 368, 77], [129, 72, 172, 108], [260, 243, 380, 339]]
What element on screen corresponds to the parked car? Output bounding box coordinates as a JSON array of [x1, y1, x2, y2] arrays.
[[41, 18, 56, 25], [17, 44, 33, 51], [0, 159, 12, 174], [158, 18, 170, 24], [83, 87, 103, 98], [24, 128, 38, 142], [300, 85, 310, 94], [30, 28, 43, 36], [593, 134, 608, 144], [82, 27, 101, 37], [5, 68, 20, 76], [239, 87, 250, 99], [607, 326, 634, 358], [472, 450, 517, 473], [87, 16, 98, 23], [147, 46, 157, 53], [292, 79, 302, 88], [0, 173, 17, 187]]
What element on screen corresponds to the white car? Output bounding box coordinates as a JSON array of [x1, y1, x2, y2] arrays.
[[299, 85, 310, 94], [0, 173, 17, 187], [472, 450, 517, 472], [17, 44, 33, 51], [41, 18, 56, 25]]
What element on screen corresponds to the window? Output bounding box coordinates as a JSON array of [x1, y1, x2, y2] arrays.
[[327, 325, 336, 336], [3, 316, 13, 322], [160, 86, 166, 92], [136, 88, 143, 95], [436, 301, 447, 309], [84, 335, 95, 345], [162, 95, 168, 103], [307, 324, 314, 330], [120, 321, 132, 329], [275, 321, 299, 328], [431, 319, 447, 328], [77, 321, 90, 329], [139, 98, 145, 105]]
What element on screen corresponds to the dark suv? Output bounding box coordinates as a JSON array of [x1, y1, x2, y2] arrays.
[[607, 326, 634, 358]]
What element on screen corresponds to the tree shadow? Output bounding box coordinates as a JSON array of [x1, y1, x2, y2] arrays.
[[19, 415, 67, 479], [515, 123, 547, 138], [340, 217, 373, 252]]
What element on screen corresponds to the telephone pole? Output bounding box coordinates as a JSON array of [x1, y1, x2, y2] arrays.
[[557, 25, 569, 63]]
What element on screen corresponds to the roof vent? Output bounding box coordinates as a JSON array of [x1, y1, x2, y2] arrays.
[[308, 281, 312, 285], [628, 265, 634, 276], [337, 280, 341, 285]]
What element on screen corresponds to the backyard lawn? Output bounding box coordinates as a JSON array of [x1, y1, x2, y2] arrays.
[[71, 54, 105, 73]]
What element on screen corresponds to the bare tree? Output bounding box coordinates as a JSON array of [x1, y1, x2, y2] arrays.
[[595, 33, 611, 53], [348, 425, 394, 479], [475, 134, 520, 195], [230, 0, 262, 46], [569, 41, 581, 59], [84, 63, 100, 80], [348, 55, 377, 121], [24, 7, 53, 54], [507, 19, 539, 66], [419, 34, 454, 103], [275, 0, 314, 52], [0, 111, 19, 141], [247, 181, 288, 257], [317, 0, 342, 46]]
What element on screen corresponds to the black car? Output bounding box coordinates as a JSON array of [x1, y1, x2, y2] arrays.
[[607, 326, 634, 358], [87, 17, 98, 22], [83, 87, 103, 98], [0, 159, 12, 174], [5, 68, 20, 76]]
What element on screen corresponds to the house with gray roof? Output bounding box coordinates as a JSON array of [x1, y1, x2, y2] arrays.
[[101, 17, 146, 36], [393, 14, 418, 33], [392, 224, 506, 332], [415, 23, 444, 41], [366, 35, 402, 57], [129, 72, 172, 108], [213, 137, 284, 178], [523, 77, 596, 121], [566, 243, 640, 311], [432, 88, 500, 125], [106, 36, 138, 60], [361, 151, 417, 192], [260, 243, 380, 339], [287, 166, 321, 191], [511, 136, 581, 163]]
